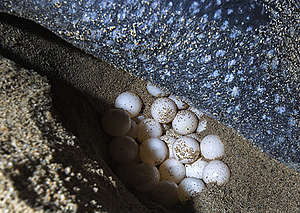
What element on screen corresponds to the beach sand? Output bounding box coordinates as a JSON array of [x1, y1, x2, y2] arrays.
[[0, 13, 299, 212]]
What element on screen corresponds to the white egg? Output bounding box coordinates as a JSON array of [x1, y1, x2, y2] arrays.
[[196, 119, 207, 133], [200, 135, 224, 160], [160, 135, 176, 158], [168, 95, 188, 110], [150, 181, 179, 207], [188, 106, 204, 119], [117, 163, 160, 191], [187, 133, 202, 142], [139, 138, 168, 166], [151, 98, 177, 123], [177, 178, 206, 203], [172, 110, 198, 135], [127, 119, 138, 139], [137, 118, 162, 142], [173, 136, 200, 164], [115, 91, 142, 117], [159, 159, 186, 184], [202, 160, 230, 185], [109, 136, 139, 164], [185, 159, 208, 179], [101, 109, 131, 136], [146, 82, 169, 97]]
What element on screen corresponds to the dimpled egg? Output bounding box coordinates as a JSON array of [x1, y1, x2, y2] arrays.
[[109, 136, 138, 164], [185, 159, 208, 179], [202, 160, 230, 185], [150, 181, 179, 207], [172, 110, 198, 135], [151, 98, 177, 123], [139, 138, 168, 165], [173, 136, 200, 164], [200, 135, 225, 160], [177, 178, 206, 203], [101, 108, 131, 136], [146, 82, 169, 97], [168, 95, 188, 110], [115, 91, 142, 118], [159, 159, 186, 184], [137, 119, 163, 142]]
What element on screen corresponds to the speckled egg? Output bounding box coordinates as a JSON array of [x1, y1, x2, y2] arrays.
[[151, 98, 177, 124], [160, 135, 177, 159], [202, 160, 230, 185], [177, 178, 206, 203], [185, 159, 208, 179], [115, 91, 142, 118], [146, 82, 169, 97], [137, 118, 162, 142], [168, 95, 188, 110], [172, 110, 198, 135], [139, 138, 168, 166], [159, 159, 186, 184], [200, 135, 225, 160], [173, 136, 200, 164]]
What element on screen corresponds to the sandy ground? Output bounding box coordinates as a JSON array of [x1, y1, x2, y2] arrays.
[[0, 13, 299, 212]]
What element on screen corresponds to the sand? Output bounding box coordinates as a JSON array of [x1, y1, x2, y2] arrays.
[[0, 13, 299, 212]]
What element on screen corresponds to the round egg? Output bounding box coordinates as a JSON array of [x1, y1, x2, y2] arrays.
[[168, 95, 188, 110], [202, 160, 230, 185], [173, 136, 200, 164], [127, 119, 138, 139], [159, 159, 186, 184], [185, 159, 208, 179], [137, 118, 162, 142], [109, 136, 138, 164], [160, 135, 176, 158], [115, 91, 142, 117], [151, 98, 177, 123], [200, 135, 224, 160], [177, 178, 206, 203], [101, 109, 131, 136], [172, 110, 198, 135], [146, 82, 169, 97], [150, 181, 179, 207], [139, 138, 168, 166]]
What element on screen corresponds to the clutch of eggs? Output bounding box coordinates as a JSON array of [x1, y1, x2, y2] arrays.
[[101, 83, 231, 207]]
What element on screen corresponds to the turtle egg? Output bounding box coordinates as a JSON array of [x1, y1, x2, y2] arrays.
[[115, 91, 142, 117], [188, 106, 204, 119], [168, 95, 188, 110], [173, 136, 200, 164], [101, 109, 131, 136], [202, 160, 230, 185], [187, 133, 202, 142], [160, 135, 176, 158], [137, 118, 162, 142], [185, 159, 208, 179], [151, 98, 177, 123], [172, 110, 198, 135], [196, 119, 207, 133], [200, 135, 224, 160], [127, 120, 138, 139], [177, 178, 206, 203], [150, 181, 179, 207], [109, 136, 138, 164], [146, 82, 169, 97], [139, 138, 168, 166], [159, 159, 186, 184]]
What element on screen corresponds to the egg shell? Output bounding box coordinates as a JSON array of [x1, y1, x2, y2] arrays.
[[200, 135, 225, 160], [101, 109, 131, 136], [202, 160, 230, 185], [173, 136, 200, 164], [177, 178, 206, 203], [151, 98, 177, 123], [117, 163, 160, 192], [109, 136, 139, 164], [127, 120, 138, 139], [137, 119, 163, 142], [172, 110, 198, 135], [168, 95, 188, 110], [115, 91, 142, 117], [146, 82, 169, 97], [185, 159, 208, 179], [160, 135, 176, 159], [159, 159, 186, 184], [150, 181, 179, 207], [139, 138, 168, 166]]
